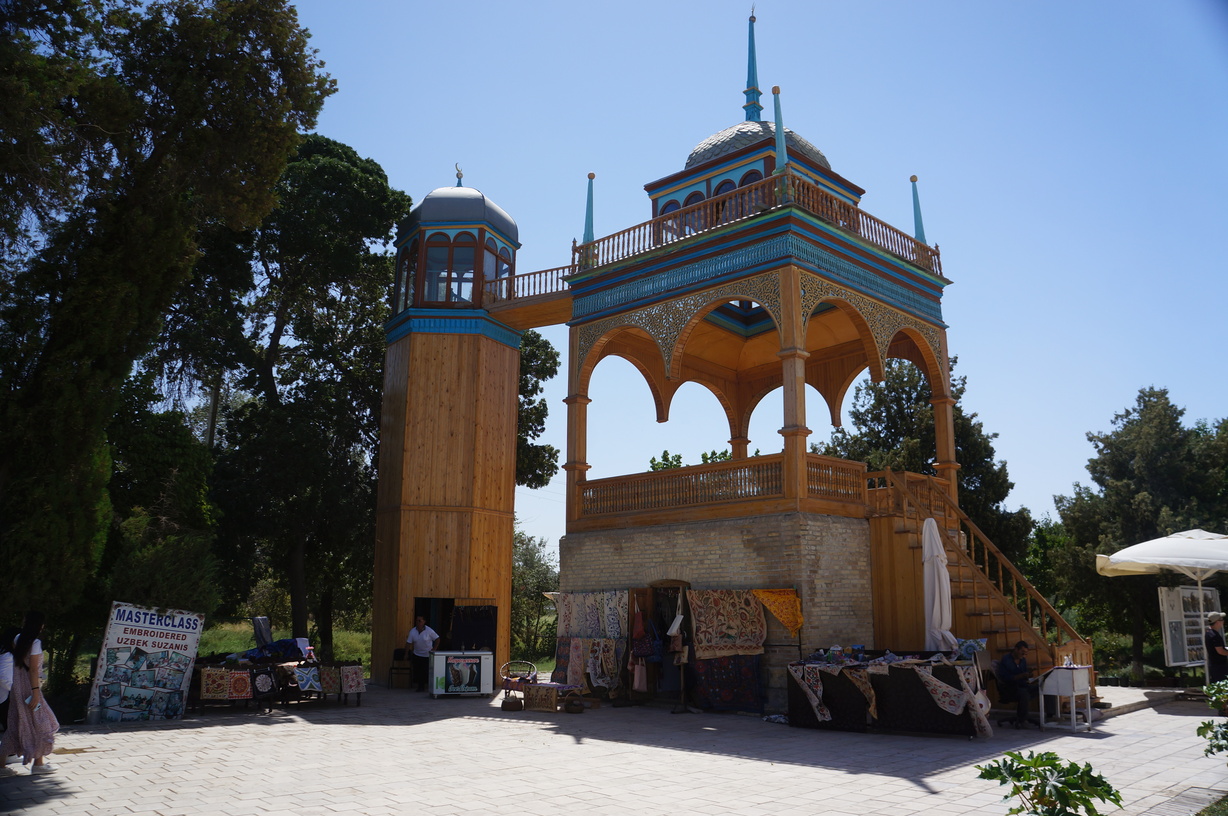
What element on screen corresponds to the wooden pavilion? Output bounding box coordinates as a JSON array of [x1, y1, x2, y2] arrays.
[[371, 15, 1089, 702]]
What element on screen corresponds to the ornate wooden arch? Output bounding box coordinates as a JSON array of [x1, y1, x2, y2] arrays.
[[884, 326, 949, 399], [577, 324, 671, 421]]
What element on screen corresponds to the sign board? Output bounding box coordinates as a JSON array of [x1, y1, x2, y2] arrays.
[[85, 602, 205, 724], [1159, 586, 1221, 667]]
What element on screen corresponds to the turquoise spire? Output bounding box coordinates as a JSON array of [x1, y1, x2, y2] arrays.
[[910, 175, 927, 244], [583, 173, 595, 244], [772, 85, 788, 171], [743, 12, 762, 122], [455, 163, 463, 187]]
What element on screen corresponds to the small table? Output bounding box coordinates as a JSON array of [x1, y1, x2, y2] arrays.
[[1039, 665, 1092, 732], [522, 682, 583, 712]]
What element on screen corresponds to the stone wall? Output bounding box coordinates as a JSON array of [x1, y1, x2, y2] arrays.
[[558, 511, 873, 711]]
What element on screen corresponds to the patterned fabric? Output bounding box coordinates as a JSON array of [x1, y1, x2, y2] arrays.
[[953, 665, 993, 737], [567, 638, 587, 687], [586, 638, 626, 690], [689, 654, 763, 713], [842, 667, 878, 719], [600, 590, 628, 639], [0, 655, 60, 763], [295, 665, 322, 693], [752, 589, 804, 638], [200, 667, 229, 700], [341, 665, 366, 694], [320, 665, 341, 694], [581, 594, 603, 639], [956, 638, 987, 661], [686, 589, 767, 660], [228, 670, 252, 700], [551, 637, 571, 684], [557, 594, 576, 637], [788, 663, 832, 722], [251, 667, 279, 698], [914, 666, 968, 715]]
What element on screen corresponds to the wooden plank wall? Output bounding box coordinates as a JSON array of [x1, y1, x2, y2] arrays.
[[373, 331, 520, 682], [868, 516, 927, 652]]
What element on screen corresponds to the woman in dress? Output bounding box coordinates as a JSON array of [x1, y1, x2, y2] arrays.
[[0, 612, 61, 773]]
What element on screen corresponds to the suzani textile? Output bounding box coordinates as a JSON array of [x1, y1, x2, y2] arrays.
[[228, 670, 252, 700], [340, 665, 366, 694], [686, 589, 767, 660], [751, 589, 803, 638], [787, 663, 832, 722], [554, 591, 628, 639], [295, 666, 321, 693], [200, 667, 229, 700], [689, 654, 762, 713]]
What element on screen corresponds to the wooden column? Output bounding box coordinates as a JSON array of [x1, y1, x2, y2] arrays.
[[932, 394, 960, 502], [778, 265, 811, 499], [729, 436, 750, 459], [564, 326, 591, 523]]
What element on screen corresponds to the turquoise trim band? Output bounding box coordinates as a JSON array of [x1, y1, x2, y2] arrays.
[[385, 308, 521, 349]]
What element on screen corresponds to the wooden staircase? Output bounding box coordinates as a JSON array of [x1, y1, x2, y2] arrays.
[[867, 470, 1093, 683]]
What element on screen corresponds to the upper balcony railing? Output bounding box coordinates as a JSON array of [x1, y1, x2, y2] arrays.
[[483, 169, 942, 306]]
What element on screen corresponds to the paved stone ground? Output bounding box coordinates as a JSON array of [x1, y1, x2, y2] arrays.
[[0, 686, 1224, 816]]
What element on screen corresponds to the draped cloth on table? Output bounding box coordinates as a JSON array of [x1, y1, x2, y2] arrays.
[[787, 663, 832, 722], [914, 664, 992, 737], [752, 589, 803, 638], [686, 589, 767, 660]]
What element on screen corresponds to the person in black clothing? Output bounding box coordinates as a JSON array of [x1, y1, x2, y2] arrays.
[[996, 640, 1039, 727], [1206, 612, 1228, 685]]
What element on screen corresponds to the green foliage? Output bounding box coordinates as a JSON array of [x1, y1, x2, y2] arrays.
[[517, 330, 561, 488], [1197, 680, 1228, 758], [818, 358, 1033, 562], [976, 751, 1122, 816], [511, 526, 559, 659], [1053, 388, 1228, 673], [649, 450, 683, 471], [0, 0, 332, 626], [701, 449, 732, 464]]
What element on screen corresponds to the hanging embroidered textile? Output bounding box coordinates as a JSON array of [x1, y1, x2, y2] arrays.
[[251, 667, 279, 698], [913, 665, 969, 716], [686, 589, 767, 660], [841, 666, 877, 720], [551, 637, 571, 684], [228, 670, 252, 700], [320, 665, 341, 695], [295, 665, 322, 693], [340, 665, 366, 694], [751, 588, 804, 638], [689, 654, 763, 713], [200, 667, 229, 700]]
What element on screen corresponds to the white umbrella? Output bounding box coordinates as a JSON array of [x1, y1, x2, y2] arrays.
[[1096, 529, 1228, 682], [923, 518, 959, 652]]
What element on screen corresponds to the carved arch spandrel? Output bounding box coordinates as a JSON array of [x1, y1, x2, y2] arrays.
[[804, 340, 871, 428], [575, 271, 784, 378], [732, 368, 785, 442], [799, 271, 945, 385], [576, 326, 670, 422]]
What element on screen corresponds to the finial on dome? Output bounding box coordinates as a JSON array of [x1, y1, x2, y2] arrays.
[[583, 173, 596, 245], [743, 10, 762, 122], [910, 175, 928, 244], [455, 163, 463, 187], [772, 86, 788, 172]]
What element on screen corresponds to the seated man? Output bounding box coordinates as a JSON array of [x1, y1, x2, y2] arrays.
[[996, 640, 1039, 727]]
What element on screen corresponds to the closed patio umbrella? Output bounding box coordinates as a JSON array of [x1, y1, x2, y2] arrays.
[[1096, 529, 1228, 683], [923, 518, 959, 652]]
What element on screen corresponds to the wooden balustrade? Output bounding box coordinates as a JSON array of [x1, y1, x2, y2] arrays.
[[580, 455, 785, 516], [805, 454, 867, 503], [483, 265, 574, 304], [485, 169, 942, 307]]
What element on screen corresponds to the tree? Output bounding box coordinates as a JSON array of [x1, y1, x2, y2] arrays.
[[649, 450, 683, 471], [1054, 388, 1228, 676], [517, 330, 561, 488], [510, 526, 558, 659], [818, 358, 1034, 563], [0, 0, 332, 622], [150, 135, 410, 654]]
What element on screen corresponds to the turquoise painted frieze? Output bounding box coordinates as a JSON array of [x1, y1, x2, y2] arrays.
[[385, 308, 521, 349]]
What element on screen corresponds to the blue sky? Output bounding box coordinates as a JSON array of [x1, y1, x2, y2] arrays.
[[289, 0, 1228, 551]]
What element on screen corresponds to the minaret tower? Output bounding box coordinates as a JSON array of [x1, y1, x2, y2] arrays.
[[372, 173, 522, 683]]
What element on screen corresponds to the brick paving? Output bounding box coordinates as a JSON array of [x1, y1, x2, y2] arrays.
[[1, 686, 1224, 815]]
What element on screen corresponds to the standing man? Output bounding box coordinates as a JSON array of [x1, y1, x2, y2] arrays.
[[406, 617, 439, 693], [1206, 612, 1228, 685]]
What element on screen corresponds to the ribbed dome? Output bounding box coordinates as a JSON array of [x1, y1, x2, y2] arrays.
[[685, 121, 830, 171], [406, 186, 518, 243]]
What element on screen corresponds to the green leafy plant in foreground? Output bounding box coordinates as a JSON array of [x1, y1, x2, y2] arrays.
[[976, 751, 1122, 816], [1197, 680, 1228, 757]]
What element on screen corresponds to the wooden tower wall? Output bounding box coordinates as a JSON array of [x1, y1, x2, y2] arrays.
[[372, 329, 519, 683]]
